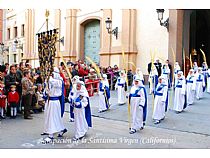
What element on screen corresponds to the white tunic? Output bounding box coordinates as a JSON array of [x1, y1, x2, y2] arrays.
[[129, 85, 146, 130], [99, 80, 109, 111], [162, 68, 170, 87], [207, 70, 210, 93], [195, 73, 205, 99], [73, 92, 89, 139], [173, 77, 186, 112], [174, 66, 180, 87], [115, 77, 126, 104], [44, 77, 65, 135], [186, 74, 196, 105], [153, 83, 168, 120]]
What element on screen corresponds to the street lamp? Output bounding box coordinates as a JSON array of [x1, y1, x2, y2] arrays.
[[156, 9, 169, 30], [14, 39, 23, 51], [105, 17, 118, 39]]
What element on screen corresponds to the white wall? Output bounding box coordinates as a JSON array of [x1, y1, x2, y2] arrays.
[[136, 9, 169, 75], [111, 9, 122, 47]]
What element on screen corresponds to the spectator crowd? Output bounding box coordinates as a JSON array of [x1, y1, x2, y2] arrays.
[[0, 59, 134, 120]]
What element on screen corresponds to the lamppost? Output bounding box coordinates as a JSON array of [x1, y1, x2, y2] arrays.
[[14, 39, 23, 51], [105, 17, 118, 39], [156, 9, 169, 30]]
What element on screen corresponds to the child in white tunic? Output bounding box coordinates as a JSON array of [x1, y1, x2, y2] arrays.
[[162, 64, 170, 88], [207, 69, 210, 93], [186, 69, 196, 105], [42, 67, 67, 143], [98, 74, 110, 113], [129, 76, 146, 134], [152, 76, 168, 124], [73, 81, 92, 140], [174, 62, 181, 87], [173, 71, 186, 113], [115, 70, 127, 105], [195, 67, 205, 100], [133, 68, 144, 85], [68, 76, 80, 122]]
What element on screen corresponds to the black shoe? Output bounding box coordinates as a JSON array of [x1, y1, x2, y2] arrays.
[[129, 129, 137, 134], [57, 128, 68, 137], [41, 132, 49, 136], [24, 116, 33, 120], [140, 127, 144, 130], [0, 116, 5, 119], [161, 117, 165, 121], [154, 120, 160, 124]]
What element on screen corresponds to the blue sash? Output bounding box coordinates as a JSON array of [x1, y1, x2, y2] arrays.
[[49, 97, 59, 100], [176, 85, 182, 88], [186, 80, 193, 83]]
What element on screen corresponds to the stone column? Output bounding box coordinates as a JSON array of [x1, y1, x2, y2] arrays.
[[168, 9, 184, 68]]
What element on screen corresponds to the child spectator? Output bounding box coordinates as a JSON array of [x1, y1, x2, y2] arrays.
[[8, 85, 20, 119], [0, 81, 6, 119]]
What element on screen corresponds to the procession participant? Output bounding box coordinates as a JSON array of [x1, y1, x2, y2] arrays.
[[193, 61, 198, 73], [98, 74, 110, 113], [148, 65, 158, 94], [115, 70, 127, 105], [162, 64, 171, 88], [129, 76, 147, 134], [68, 75, 80, 122], [0, 81, 6, 119], [202, 62, 208, 91], [186, 69, 196, 106], [72, 80, 92, 140], [42, 67, 67, 143], [133, 68, 144, 85], [173, 71, 186, 113], [207, 68, 210, 93], [152, 76, 168, 124], [8, 85, 19, 119], [195, 67, 205, 100], [174, 62, 181, 87]]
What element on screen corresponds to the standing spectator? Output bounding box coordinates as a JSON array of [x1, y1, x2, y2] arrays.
[[21, 70, 36, 119], [8, 85, 19, 119], [78, 64, 89, 81], [16, 62, 24, 112], [0, 80, 6, 119], [154, 59, 162, 77], [5, 63, 9, 75], [5, 65, 22, 116], [71, 64, 79, 77]]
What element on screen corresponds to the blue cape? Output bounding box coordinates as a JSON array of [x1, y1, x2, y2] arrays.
[[86, 97, 92, 127], [59, 80, 65, 117]]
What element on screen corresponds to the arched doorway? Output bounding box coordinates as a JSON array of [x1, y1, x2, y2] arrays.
[[83, 20, 100, 65], [189, 10, 210, 66]]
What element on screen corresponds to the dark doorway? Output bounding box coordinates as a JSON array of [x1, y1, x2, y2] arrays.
[[189, 10, 210, 66]]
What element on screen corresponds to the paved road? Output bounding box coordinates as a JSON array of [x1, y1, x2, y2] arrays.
[[0, 86, 210, 148]]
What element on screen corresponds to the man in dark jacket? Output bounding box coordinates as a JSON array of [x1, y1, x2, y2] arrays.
[[5, 65, 22, 116]]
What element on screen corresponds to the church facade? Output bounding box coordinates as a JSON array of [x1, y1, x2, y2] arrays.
[[1, 9, 209, 76]]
